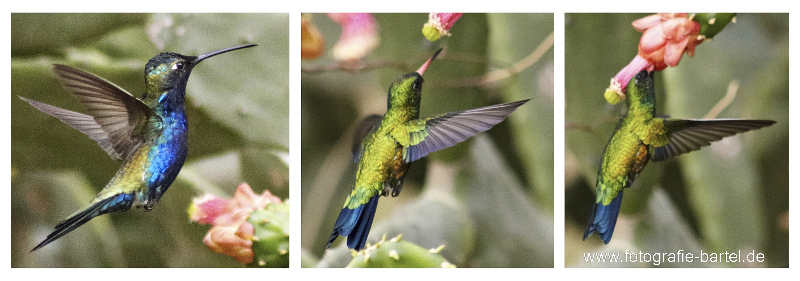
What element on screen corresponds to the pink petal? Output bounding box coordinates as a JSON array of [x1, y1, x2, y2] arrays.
[[433, 13, 463, 31], [663, 37, 691, 67], [236, 221, 256, 240], [632, 14, 664, 31], [189, 194, 227, 225], [204, 225, 255, 264], [231, 183, 281, 211], [660, 18, 683, 40], [638, 24, 666, 53]]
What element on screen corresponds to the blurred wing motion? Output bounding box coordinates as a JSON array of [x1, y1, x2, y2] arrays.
[[654, 119, 776, 162], [20, 64, 158, 161], [395, 99, 529, 163]]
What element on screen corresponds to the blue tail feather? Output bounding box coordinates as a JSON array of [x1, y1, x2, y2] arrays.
[[31, 193, 133, 252], [583, 191, 623, 244], [326, 195, 379, 251]]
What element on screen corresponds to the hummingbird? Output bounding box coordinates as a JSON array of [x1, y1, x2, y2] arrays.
[[326, 49, 530, 250], [583, 70, 775, 244], [22, 44, 257, 252]]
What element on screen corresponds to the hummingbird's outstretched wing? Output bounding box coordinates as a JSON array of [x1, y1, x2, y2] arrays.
[[653, 119, 776, 162], [351, 114, 383, 163], [21, 65, 159, 161], [391, 99, 529, 163], [20, 97, 117, 157]]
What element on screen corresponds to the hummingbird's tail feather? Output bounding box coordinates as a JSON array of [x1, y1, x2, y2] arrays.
[[31, 193, 134, 252], [347, 196, 379, 250], [584, 190, 623, 244], [326, 195, 380, 251]]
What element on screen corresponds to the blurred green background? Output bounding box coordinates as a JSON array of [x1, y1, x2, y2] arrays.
[[11, 13, 289, 267], [565, 14, 788, 267], [301, 13, 554, 267]]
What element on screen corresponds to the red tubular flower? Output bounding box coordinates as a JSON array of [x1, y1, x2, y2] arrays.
[[605, 13, 703, 104], [327, 13, 379, 62], [422, 13, 463, 41]]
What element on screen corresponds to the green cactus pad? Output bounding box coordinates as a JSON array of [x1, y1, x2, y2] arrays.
[[247, 202, 290, 268], [347, 234, 456, 268], [693, 13, 736, 39]]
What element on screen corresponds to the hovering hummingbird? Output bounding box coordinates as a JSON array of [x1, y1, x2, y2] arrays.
[[583, 70, 775, 244], [22, 44, 257, 251], [326, 49, 530, 250]]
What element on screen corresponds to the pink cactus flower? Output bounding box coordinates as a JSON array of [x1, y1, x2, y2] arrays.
[[634, 13, 702, 71], [422, 13, 463, 41], [605, 13, 703, 104], [189, 183, 282, 264], [328, 13, 379, 62]]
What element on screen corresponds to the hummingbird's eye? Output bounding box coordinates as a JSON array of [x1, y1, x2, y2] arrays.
[[412, 79, 423, 91], [172, 61, 185, 70]]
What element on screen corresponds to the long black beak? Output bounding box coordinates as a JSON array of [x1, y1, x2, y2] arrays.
[[193, 44, 258, 64]]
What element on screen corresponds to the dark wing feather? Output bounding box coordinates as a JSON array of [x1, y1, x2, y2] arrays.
[[19, 97, 117, 158], [51, 64, 158, 160], [653, 119, 775, 162], [404, 99, 529, 163]]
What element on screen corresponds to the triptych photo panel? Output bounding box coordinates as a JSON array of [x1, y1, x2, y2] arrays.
[[8, 12, 790, 274]]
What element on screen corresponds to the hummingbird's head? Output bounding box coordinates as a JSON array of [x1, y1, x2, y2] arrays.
[[387, 49, 442, 110], [144, 52, 197, 91], [626, 70, 656, 106], [387, 72, 424, 109], [143, 44, 257, 94]]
